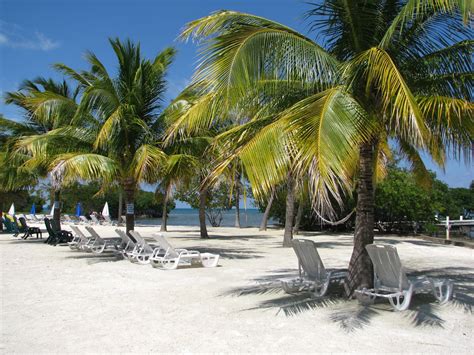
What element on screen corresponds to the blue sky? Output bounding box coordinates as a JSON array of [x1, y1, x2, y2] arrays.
[[1, 0, 472, 193]]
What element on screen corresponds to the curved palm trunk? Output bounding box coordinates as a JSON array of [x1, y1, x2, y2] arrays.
[[234, 172, 241, 228], [345, 141, 376, 296], [259, 188, 275, 231], [123, 178, 135, 233], [199, 185, 209, 239], [293, 199, 304, 235], [117, 191, 123, 226], [53, 189, 61, 231], [160, 184, 171, 232], [283, 174, 295, 247]]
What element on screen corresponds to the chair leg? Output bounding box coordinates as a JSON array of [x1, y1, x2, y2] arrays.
[[388, 288, 413, 311], [432, 281, 453, 304]]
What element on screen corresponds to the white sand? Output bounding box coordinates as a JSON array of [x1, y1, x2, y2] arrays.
[[1, 224, 473, 353]]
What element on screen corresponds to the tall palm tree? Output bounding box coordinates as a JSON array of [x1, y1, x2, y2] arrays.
[[2, 78, 80, 228], [174, 1, 473, 294], [19, 39, 175, 232]]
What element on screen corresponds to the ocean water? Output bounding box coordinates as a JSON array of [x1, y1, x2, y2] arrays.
[[137, 208, 276, 228]]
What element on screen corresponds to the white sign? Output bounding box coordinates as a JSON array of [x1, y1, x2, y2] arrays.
[[126, 203, 134, 214]]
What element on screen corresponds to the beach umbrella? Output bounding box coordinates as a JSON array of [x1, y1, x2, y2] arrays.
[[30, 203, 36, 215], [102, 202, 110, 217], [8, 203, 15, 215], [75, 203, 82, 217]]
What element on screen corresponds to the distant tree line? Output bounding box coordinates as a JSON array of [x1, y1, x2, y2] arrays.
[[259, 165, 473, 234]]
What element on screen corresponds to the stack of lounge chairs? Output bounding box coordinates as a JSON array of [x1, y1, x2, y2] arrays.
[[63, 225, 220, 270]]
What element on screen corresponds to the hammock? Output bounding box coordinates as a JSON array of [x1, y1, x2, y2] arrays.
[[314, 209, 355, 226]]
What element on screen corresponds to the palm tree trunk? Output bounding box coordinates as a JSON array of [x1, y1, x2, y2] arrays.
[[283, 173, 295, 247], [53, 189, 61, 231], [117, 191, 123, 226], [345, 140, 376, 296], [199, 185, 209, 239], [259, 188, 275, 231], [123, 178, 135, 233], [235, 172, 241, 228], [160, 184, 171, 232], [293, 199, 304, 235]]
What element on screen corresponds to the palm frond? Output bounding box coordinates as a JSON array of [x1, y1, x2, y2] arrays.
[[381, 0, 471, 48], [50, 153, 119, 187], [285, 87, 371, 217], [130, 144, 167, 183], [181, 10, 339, 98], [349, 47, 429, 146]]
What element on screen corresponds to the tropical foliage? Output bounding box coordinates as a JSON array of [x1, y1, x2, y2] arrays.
[[1, 0, 472, 298], [171, 0, 473, 293], [13, 39, 175, 232]]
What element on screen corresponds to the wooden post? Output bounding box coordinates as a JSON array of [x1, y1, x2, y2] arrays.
[[446, 216, 450, 241]]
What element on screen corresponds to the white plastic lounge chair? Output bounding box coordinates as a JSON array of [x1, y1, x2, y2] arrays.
[[69, 225, 96, 251], [149, 233, 220, 270], [84, 226, 122, 254], [128, 231, 161, 265], [62, 214, 77, 225], [281, 239, 347, 297], [114, 229, 138, 258], [90, 215, 102, 225], [79, 216, 90, 224], [102, 215, 114, 226], [356, 244, 454, 311]]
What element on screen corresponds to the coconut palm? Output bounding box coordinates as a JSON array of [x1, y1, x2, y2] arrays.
[[174, 1, 473, 294], [18, 39, 175, 232], [2, 78, 81, 227]]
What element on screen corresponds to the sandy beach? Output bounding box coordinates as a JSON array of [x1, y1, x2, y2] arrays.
[[1, 224, 473, 353]]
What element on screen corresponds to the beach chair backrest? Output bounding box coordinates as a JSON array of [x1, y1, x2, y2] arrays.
[[70, 225, 88, 241], [366, 244, 409, 291], [129, 231, 154, 253], [90, 215, 100, 224], [84, 226, 104, 242], [44, 218, 56, 237], [104, 215, 113, 223], [19, 217, 29, 230], [152, 233, 179, 258], [115, 229, 134, 248], [291, 239, 327, 281]]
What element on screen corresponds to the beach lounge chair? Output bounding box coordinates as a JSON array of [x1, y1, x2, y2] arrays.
[[18, 217, 42, 239], [2, 215, 18, 234], [90, 215, 102, 225], [149, 233, 220, 270], [355, 244, 454, 311], [62, 214, 78, 225], [281, 239, 348, 297], [127, 230, 160, 264], [69, 225, 96, 250], [44, 218, 73, 245], [84, 226, 123, 254], [103, 215, 115, 226], [114, 229, 140, 258], [79, 216, 91, 224]]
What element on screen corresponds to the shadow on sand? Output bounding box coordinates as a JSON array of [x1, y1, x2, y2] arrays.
[[219, 266, 474, 333]]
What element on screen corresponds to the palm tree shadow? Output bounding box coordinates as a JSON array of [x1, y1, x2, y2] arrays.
[[219, 266, 474, 332]]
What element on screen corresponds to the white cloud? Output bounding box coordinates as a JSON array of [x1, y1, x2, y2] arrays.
[[0, 20, 60, 51]]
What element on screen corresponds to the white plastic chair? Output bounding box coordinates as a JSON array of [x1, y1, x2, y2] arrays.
[[356, 244, 454, 311]]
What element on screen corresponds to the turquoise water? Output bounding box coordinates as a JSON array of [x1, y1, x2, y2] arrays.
[[137, 208, 276, 227]]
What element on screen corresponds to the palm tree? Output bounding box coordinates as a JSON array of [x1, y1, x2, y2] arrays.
[[19, 39, 176, 232], [175, 1, 473, 294], [2, 78, 80, 228]]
